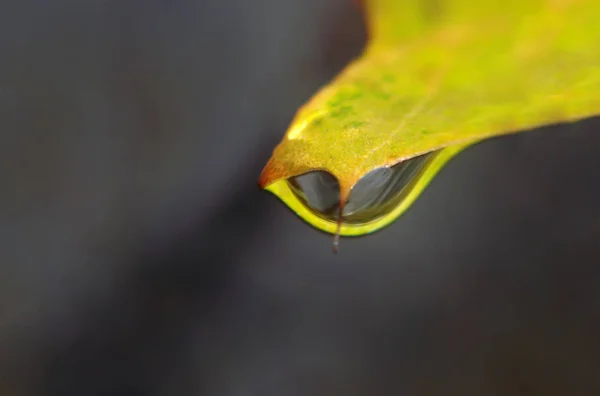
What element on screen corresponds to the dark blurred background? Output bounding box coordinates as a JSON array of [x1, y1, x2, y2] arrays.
[[2, 0, 600, 395]]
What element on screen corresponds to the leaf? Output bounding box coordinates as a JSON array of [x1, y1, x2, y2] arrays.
[[259, 0, 600, 238]]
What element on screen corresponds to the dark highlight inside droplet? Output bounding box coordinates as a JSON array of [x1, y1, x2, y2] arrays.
[[287, 170, 341, 218]]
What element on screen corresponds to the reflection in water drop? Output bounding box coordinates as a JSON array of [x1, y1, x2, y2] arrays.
[[287, 151, 436, 227], [344, 153, 432, 222], [287, 170, 340, 216], [343, 167, 393, 216]]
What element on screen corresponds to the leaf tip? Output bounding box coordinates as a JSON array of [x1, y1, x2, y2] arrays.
[[258, 156, 280, 189]]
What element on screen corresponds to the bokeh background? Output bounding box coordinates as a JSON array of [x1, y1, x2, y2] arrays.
[[2, 0, 600, 395]]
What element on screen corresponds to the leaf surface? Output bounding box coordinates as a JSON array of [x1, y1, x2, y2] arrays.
[[260, 0, 600, 236]]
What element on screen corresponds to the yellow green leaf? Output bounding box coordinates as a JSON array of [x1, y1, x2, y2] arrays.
[[259, 0, 600, 238]]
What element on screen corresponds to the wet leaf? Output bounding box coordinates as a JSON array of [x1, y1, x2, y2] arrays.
[[259, 0, 600, 238]]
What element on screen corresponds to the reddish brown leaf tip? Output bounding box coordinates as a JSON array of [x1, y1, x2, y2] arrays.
[[258, 157, 278, 189]]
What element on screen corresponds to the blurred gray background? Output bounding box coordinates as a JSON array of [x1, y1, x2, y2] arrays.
[[1, 0, 600, 395]]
